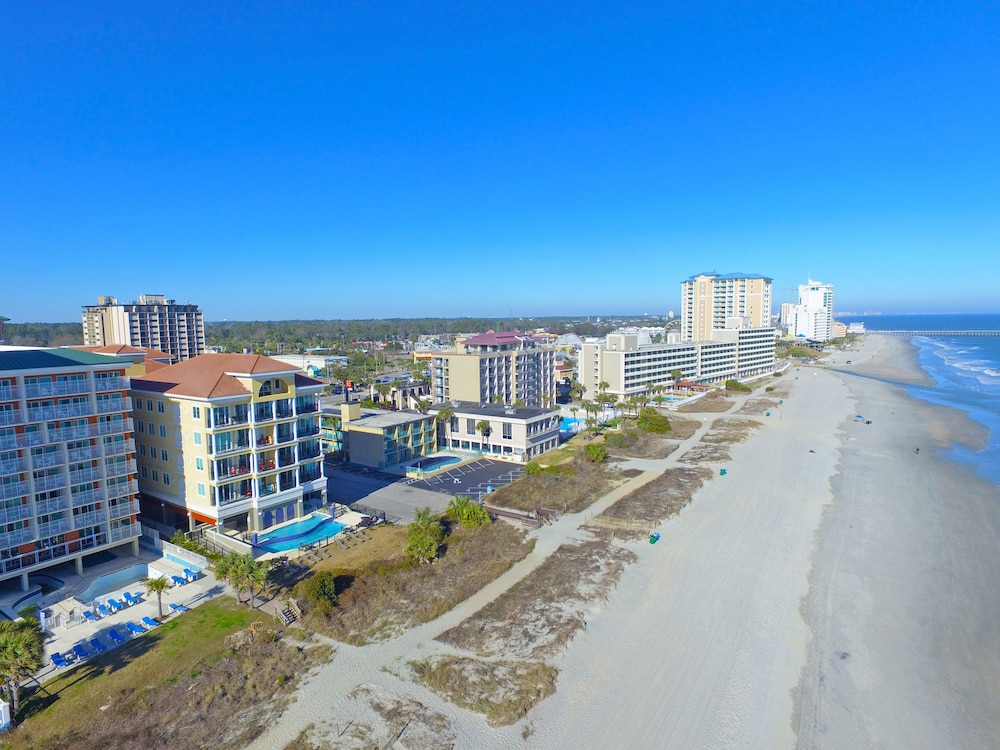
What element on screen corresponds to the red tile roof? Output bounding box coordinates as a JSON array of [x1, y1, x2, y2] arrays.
[[131, 353, 321, 399]]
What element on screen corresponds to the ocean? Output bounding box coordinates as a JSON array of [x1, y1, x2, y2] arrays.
[[853, 314, 1000, 488]]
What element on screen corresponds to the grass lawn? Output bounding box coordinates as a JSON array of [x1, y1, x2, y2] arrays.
[[8, 598, 322, 750]]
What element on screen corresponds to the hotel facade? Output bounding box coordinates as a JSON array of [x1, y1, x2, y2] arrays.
[[82, 294, 206, 361], [129, 354, 325, 534], [0, 349, 140, 589], [680, 272, 773, 342]]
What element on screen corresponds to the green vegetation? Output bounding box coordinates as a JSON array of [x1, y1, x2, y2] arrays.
[[215, 552, 269, 608], [724, 379, 752, 393], [583, 443, 607, 463], [406, 506, 446, 564], [636, 406, 672, 433], [295, 570, 339, 614], [524, 460, 542, 476], [0, 617, 45, 724], [141, 575, 172, 620], [447, 495, 492, 528]]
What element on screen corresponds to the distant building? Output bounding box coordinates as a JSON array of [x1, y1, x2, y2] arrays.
[[129, 354, 324, 534], [681, 272, 773, 342], [790, 280, 835, 342], [429, 331, 557, 407], [427, 401, 561, 462], [330, 402, 436, 470], [82, 294, 205, 361], [0, 348, 140, 589]]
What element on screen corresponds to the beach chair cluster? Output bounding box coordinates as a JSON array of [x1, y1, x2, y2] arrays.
[[81, 592, 141, 623], [50, 636, 111, 669], [170, 568, 201, 586], [336, 527, 371, 550], [297, 543, 331, 565]]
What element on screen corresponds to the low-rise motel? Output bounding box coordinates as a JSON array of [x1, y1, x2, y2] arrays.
[[129, 354, 325, 535], [0, 348, 140, 589]]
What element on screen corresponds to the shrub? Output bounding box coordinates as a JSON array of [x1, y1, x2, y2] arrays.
[[636, 407, 671, 434], [406, 506, 445, 564], [724, 379, 751, 393], [297, 571, 339, 614], [524, 461, 542, 476], [583, 443, 607, 463], [447, 495, 492, 528]]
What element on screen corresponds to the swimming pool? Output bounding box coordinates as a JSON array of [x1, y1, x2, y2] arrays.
[[410, 454, 462, 470], [560, 417, 584, 431], [256, 513, 346, 553], [76, 563, 158, 604]]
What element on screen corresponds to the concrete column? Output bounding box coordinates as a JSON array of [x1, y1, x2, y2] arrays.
[[188, 512, 195, 531], [20, 571, 28, 592], [295, 495, 304, 519], [76, 556, 84, 575], [131, 538, 140, 556]]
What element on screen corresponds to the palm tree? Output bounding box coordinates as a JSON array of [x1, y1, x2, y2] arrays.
[[415, 398, 431, 414], [435, 407, 454, 448], [142, 575, 171, 620], [0, 617, 45, 723], [476, 420, 491, 454], [244, 558, 268, 609], [216, 552, 250, 605], [374, 382, 392, 404]]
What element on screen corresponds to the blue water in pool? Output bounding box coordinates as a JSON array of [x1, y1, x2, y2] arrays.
[[256, 514, 345, 553], [411, 455, 461, 470], [76, 563, 149, 603], [560, 417, 583, 431]]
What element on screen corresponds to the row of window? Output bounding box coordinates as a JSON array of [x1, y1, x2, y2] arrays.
[[134, 398, 166, 414], [138, 466, 170, 486], [137, 444, 171, 462]]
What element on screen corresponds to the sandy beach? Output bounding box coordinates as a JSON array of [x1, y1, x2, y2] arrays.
[[248, 335, 1000, 749]]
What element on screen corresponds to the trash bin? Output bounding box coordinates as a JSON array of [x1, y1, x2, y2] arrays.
[[649, 532, 660, 544], [720, 469, 727, 476]]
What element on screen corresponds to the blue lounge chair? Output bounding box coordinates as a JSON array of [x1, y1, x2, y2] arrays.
[[110, 598, 126, 611], [51, 652, 70, 668], [183, 568, 199, 581], [98, 603, 112, 617], [123, 592, 140, 606], [171, 575, 187, 586], [83, 610, 100, 622], [107, 629, 127, 644], [90, 637, 107, 653], [72, 643, 91, 660], [125, 621, 145, 635], [170, 603, 190, 614], [141, 616, 160, 629], [106, 599, 119, 613]]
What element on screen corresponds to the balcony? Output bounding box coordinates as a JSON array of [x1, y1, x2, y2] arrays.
[[295, 399, 318, 414], [0, 527, 35, 548], [297, 422, 319, 438], [95, 376, 130, 392], [24, 380, 90, 398], [107, 499, 139, 518], [0, 384, 22, 401], [258, 483, 276, 497], [299, 466, 322, 483], [30, 451, 63, 469], [68, 445, 101, 462], [101, 438, 135, 457], [298, 444, 321, 460], [0, 480, 28, 500], [37, 518, 73, 538], [105, 479, 138, 499], [0, 502, 32, 525], [109, 521, 141, 543], [0, 409, 25, 427], [215, 440, 251, 457], [274, 400, 294, 420], [253, 404, 274, 423], [73, 508, 107, 528], [275, 429, 294, 445], [0, 458, 29, 477], [27, 402, 95, 421], [104, 458, 137, 478], [33, 473, 67, 492], [71, 487, 106, 507], [256, 457, 277, 473], [97, 397, 131, 414], [69, 466, 104, 485], [255, 433, 274, 447]]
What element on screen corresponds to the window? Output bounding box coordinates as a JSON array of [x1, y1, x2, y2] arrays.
[[467, 419, 476, 435], [139, 444, 146, 456], [503, 423, 512, 440], [140, 466, 147, 479], [195, 457, 204, 471], [159, 425, 166, 438], [157, 401, 164, 413], [137, 422, 145, 434], [148, 422, 154, 435], [146, 399, 153, 411], [197, 483, 205, 497], [151, 470, 159, 482], [162, 473, 170, 486], [161, 448, 168, 462], [134, 399, 142, 411], [193, 432, 202, 446], [192, 406, 200, 419]]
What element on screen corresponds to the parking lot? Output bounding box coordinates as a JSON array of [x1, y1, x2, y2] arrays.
[[406, 458, 525, 502]]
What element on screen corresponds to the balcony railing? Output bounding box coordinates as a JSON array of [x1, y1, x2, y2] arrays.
[[97, 397, 131, 414], [276, 430, 294, 444], [0, 384, 22, 401], [68, 445, 102, 462], [0, 458, 29, 476], [71, 487, 106, 507], [69, 466, 104, 485], [0, 480, 28, 500], [24, 380, 90, 398], [297, 423, 319, 437], [105, 479, 138, 499], [107, 499, 139, 518], [0, 527, 35, 548], [95, 376, 130, 392], [299, 467, 322, 483], [253, 405, 273, 423], [37, 518, 73, 538], [101, 438, 135, 457], [28, 402, 94, 421], [109, 521, 141, 543], [33, 473, 67, 492], [30, 451, 63, 469], [35, 495, 69, 514], [73, 509, 108, 528], [295, 400, 318, 414], [0, 502, 32, 525], [214, 441, 252, 457], [43, 419, 133, 444], [0, 409, 24, 426], [104, 458, 137, 478]]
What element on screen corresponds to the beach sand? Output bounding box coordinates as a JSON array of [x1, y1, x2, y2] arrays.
[[248, 335, 1000, 749]]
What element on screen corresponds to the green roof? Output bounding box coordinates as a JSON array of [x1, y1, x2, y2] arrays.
[[0, 348, 129, 371]]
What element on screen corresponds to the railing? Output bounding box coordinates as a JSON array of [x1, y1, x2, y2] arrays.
[[73, 509, 107, 528], [37, 518, 73, 538], [95, 376, 130, 392], [296, 400, 319, 414], [31, 451, 63, 469], [24, 380, 90, 398], [276, 431, 295, 444], [299, 467, 322, 483], [69, 466, 104, 484], [101, 438, 135, 457], [35, 496, 69, 514], [28, 402, 94, 421], [0, 385, 22, 401], [0, 527, 35, 548], [44, 419, 133, 444], [105, 479, 138, 499], [299, 445, 321, 460], [0, 502, 32, 525], [104, 458, 137, 478], [297, 423, 319, 437], [68, 445, 102, 462], [214, 442, 252, 457], [97, 397, 131, 414], [0, 458, 29, 476], [107, 499, 139, 518], [109, 522, 141, 543], [253, 405, 274, 423], [0, 409, 24, 426], [0, 480, 28, 500], [71, 487, 106, 507], [33, 473, 67, 492]]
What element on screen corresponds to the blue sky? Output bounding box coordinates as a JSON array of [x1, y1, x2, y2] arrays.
[[2, 2, 998, 322]]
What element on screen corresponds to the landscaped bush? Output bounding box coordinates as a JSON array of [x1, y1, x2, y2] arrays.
[[447, 495, 492, 528], [583, 443, 607, 463], [724, 379, 752, 393], [637, 406, 671, 434], [296, 570, 339, 614]]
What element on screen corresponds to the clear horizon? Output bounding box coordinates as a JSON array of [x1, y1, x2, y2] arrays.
[[3, 4, 999, 323]]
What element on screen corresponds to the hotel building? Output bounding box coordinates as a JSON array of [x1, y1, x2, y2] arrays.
[[427, 401, 561, 462], [82, 294, 205, 361], [680, 272, 773, 342], [129, 354, 325, 534], [430, 332, 557, 407], [790, 279, 835, 342], [0, 349, 140, 589]]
